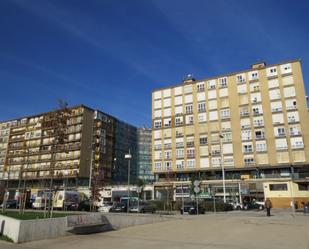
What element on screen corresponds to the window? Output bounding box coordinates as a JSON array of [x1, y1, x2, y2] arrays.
[[243, 143, 253, 153], [174, 96, 183, 105], [241, 130, 252, 141], [252, 105, 263, 115], [221, 121, 231, 131], [199, 136, 207, 145], [154, 151, 162, 160], [268, 79, 279, 89], [285, 99, 297, 110], [220, 109, 230, 119], [236, 74, 245, 83], [251, 93, 261, 103], [269, 89, 281, 100], [222, 132, 232, 142], [284, 87, 296, 98], [272, 114, 284, 124], [275, 138, 288, 150], [164, 108, 171, 117], [197, 92, 206, 101], [198, 102, 206, 112], [266, 67, 278, 77], [154, 162, 161, 170], [254, 130, 265, 139], [208, 90, 217, 99], [250, 83, 260, 92], [240, 107, 249, 117], [176, 160, 184, 169], [256, 141, 267, 152], [219, 77, 227, 88], [176, 149, 184, 159], [175, 106, 183, 115], [271, 101, 282, 112], [197, 82, 205, 92], [287, 111, 299, 123], [154, 120, 162, 129], [185, 104, 193, 114], [291, 137, 304, 149], [237, 84, 247, 94], [223, 143, 233, 154], [164, 118, 172, 127], [153, 91, 161, 100], [282, 76, 294, 86], [249, 71, 259, 81], [244, 157, 255, 165], [174, 86, 182, 95], [289, 125, 301, 136], [187, 159, 195, 168], [211, 157, 221, 167], [208, 100, 217, 110], [184, 85, 192, 94], [219, 88, 228, 97], [207, 80, 216, 89], [200, 158, 209, 168], [163, 98, 171, 107], [275, 127, 285, 137], [185, 95, 193, 103], [164, 150, 172, 159], [154, 110, 162, 118], [186, 115, 194, 125], [209, 111, 218, 121], [187, 148, 195, 158], [280, 63, 292, 74], [154, 100, 161, 109], [175, 117, 183, 126], [269, 183, 288, 191], [164, 161, 172, 170], [198, 113, 207, 123], [163, 89, 171, 98], [241, 118, 251, 129]]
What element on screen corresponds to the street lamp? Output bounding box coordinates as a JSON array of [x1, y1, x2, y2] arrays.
[[125, 150, 132, 214], [219, 134, 226, 203]]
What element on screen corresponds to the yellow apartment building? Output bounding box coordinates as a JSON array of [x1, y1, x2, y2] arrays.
[[152, 59, 309, 208]]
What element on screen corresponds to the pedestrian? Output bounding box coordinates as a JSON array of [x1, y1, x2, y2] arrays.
[[265, 198, 272, 217]]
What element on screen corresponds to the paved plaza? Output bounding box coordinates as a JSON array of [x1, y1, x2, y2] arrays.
[[1, 210, 309, 249]]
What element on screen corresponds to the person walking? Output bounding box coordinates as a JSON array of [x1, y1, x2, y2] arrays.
[[265, 198, 272, 217]]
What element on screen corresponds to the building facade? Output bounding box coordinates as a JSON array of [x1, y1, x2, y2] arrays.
[[137, 127, 154, 183], [152, 59, 309, 207], [0, 105, 139, 200]]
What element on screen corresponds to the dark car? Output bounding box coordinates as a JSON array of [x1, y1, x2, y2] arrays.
[[109, 203, 127, 213], [180, 203, 205, 215], [0, 199, 17, 209], [77, 200, 98, 212], [243, 201, 264, 210]]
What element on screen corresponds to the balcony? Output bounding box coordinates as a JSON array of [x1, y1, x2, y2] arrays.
[[187, 154, 195, 159], [240, 112, 249, 117]]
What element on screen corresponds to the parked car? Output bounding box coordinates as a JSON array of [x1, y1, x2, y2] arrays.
[[180, 203, 205, 215], [228, 200, 243, 210], [0, 199, 17, 209], [109, 202, 127, 213], [243, 201, 264, 210], [77, 199, 98, 212], [98, 202, 113, 213], [129, 202, 156, 213], [32, 197, 52, 209]]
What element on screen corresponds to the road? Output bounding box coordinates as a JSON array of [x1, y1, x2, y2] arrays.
[[1, 210, 309, 249]]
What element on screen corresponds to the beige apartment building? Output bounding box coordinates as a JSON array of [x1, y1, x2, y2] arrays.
[[152, 59, 309, 208]]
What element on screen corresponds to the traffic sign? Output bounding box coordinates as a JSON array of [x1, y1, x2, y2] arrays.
[[193, 180, 200, 186], [194, 186, 200, 193]]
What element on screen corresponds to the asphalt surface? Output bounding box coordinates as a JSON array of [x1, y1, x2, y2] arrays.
[[1, 209, 309, 249]]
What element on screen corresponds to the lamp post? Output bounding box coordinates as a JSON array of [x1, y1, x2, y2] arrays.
[[219, 134, 226, 203], [125, 150, 132, 214]]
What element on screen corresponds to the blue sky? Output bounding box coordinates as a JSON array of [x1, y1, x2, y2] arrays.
[[1, 0, 309, 126]]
